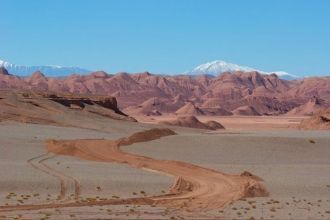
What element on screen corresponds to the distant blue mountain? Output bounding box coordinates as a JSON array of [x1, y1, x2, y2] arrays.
[[0, 59, 91, 76]]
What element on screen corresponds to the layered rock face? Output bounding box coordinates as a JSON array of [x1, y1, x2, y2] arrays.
[[0, 90, 136, 126], [1, 67, 329, 116]]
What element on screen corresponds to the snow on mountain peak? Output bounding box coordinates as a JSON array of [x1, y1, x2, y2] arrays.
[[1, 58, 301, 80], [0, 58, 90, 76], [189, 60, 299, 80], [0, 59, 11, 67], [270, 71, 296, 77], [191, 60, 259, 75]]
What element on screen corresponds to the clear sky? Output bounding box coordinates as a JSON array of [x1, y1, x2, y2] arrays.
[[1, 0, 329, 76]]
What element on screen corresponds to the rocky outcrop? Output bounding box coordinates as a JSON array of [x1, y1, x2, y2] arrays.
[[159, 116, 225, 130], [299, 109, 330, 130], [0, 91, 136, 125], [46, 94, 124, 115], [286, 96, 327, 116], [175, 102, 204, 115], [232, 105, 261, 116]]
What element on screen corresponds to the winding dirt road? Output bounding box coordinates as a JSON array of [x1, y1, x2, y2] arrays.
[[0, 128, 268, 214]]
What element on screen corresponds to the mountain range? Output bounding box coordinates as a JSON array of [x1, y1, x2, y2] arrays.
[[1, 65, 329, 117], [188, 60, 299, 80], [0, 59, 90, 76], [1, 59, 299, 79]]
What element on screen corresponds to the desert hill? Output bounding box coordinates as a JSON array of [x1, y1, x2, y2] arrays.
[[123, 96, 185, 116], [0, 90, 136, 126], [159, 116, 225, 130], [175, 102, 205, 115], [300, 109, 330, 130], [232, 105, 261, 116], [1, 67, 329, 116], [286, 96, 326, 116]]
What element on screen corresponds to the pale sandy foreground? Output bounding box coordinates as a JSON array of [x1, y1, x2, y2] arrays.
[[0, 116, 330, 219]]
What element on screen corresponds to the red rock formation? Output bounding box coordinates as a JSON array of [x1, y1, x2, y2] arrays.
[[1, 67, 329, 116], [232, 106, 261, 116], [300, 109, 330, 130], [286, 96, 327, 116], [175, 102, 204, 115], [159, 116, 225, 130]]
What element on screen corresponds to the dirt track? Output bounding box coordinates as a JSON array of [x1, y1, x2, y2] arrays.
[[0, 128, 268, 214], [27, 153, 81, 201]]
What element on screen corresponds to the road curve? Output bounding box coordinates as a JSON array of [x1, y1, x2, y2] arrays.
[[0, 128, 268, 214]]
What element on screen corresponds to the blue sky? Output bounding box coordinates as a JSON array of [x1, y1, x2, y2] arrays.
[[1, 0, 329, 76]]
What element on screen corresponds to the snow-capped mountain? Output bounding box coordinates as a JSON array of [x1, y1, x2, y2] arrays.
[[190, 60, 258, 75], [1, 58, 301, 80], [0, 59, 90, 76], [189, 60, 299, 80]]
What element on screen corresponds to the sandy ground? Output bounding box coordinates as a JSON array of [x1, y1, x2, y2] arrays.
[[0, 121, 173, 219], [123, 130, 330, 219], [0, 115, 329, 219], [135, 115, 308, 131]]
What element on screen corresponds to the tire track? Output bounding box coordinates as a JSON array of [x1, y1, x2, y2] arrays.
[[39, 155, 81, 200], [27, 152, 81, 200]]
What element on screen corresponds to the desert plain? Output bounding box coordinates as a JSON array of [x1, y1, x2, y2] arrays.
[[0, 108, 329, 219], [0, 68, 329, 219], [2, 0, 330, 218]]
